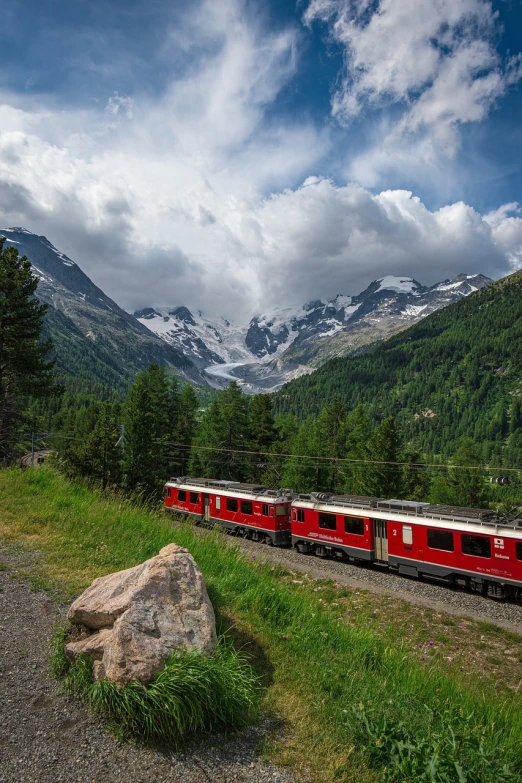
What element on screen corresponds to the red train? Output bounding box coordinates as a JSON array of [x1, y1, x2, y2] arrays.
[[164, 477, 522, 600]]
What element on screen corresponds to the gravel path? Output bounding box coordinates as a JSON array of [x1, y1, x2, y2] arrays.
[[229, 536, 522, 634], [0, 547, 298, 783]]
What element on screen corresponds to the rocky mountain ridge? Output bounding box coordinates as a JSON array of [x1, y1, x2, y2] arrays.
[[0, 227, 204, 388], [136, 272, 492, 392]]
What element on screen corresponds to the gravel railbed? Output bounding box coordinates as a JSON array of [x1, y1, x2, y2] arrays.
[[0, 546, 298, 783], [228, 535, 522, 633]]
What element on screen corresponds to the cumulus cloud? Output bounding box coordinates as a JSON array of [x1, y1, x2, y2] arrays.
[[305, 0, 522, 184], [0, 0, 521, 321], [235, 179, 522, 309]]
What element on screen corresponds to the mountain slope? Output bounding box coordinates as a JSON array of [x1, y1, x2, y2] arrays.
[[137, 273, 491, 393], [273, 271, 522, 458], [1, 228, 205, 389]]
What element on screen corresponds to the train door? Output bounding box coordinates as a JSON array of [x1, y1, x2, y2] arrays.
[[373, 518, 388, 562], [203, 494, 210, 523]]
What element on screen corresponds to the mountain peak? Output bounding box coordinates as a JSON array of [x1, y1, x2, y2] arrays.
[[375, 276, 422, 294], [2, 226, 35, 235]]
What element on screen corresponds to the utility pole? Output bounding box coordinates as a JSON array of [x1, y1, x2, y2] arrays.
[[31, 432, 34, 467]]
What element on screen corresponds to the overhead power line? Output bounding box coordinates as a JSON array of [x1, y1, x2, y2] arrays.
[[159, 441, 522, 474]]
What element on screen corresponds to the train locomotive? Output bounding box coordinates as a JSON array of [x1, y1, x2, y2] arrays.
[[164, 477, 522, 600]]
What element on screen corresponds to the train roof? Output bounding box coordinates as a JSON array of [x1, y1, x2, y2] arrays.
[[165, 478, 521, 534], [294, 493, 522, 534], [166, 477, 293, 501]]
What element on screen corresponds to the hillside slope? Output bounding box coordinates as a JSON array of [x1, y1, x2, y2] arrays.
[[273, 270, 522, 458], [1, 228, 205, 390]]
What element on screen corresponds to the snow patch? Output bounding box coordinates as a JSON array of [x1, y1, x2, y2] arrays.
[[376, 276, 419, 294]]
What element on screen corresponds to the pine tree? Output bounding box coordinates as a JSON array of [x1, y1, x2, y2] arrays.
[[359, 416, 403, 498], [188, 397, 224, 479], [449, 439, 490, 508], [62, 402, 122, 489], [280, 417, 322, 493], [0, 239, 56, 459], [316, 399, 347, 492], [122, 364, 176, 497], [342, 404, 372, 495], [248, 394, 276, 480], [176, 384, 199, 476]]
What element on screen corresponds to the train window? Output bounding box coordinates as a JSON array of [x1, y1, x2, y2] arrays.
[[262, 504, 269, 515], [297, 508, 305, 523], [226, 497, 238, 512], [166, 488, 171, 498], [344, 516, 364, 535], [216, 497, 221, 510], [516, 542, 522, 561], [427, 529, 454, 552], [241, 500, 253, 515], [462, 534, 491, 559], [318, 512, 336, 530], [178, 490, 186, 502], [190, 492, 199, 504], [276, 505, 287, 517], [402, 526, 413, 545]]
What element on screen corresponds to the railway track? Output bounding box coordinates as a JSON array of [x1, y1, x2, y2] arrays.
[[181, 517, 522, 633]]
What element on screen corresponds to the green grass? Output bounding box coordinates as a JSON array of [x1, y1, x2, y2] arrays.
[[51, 631, 259, 746], [2, 466, 522, 783]]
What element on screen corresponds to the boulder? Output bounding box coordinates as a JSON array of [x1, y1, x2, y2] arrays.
[[66, 544, 217, 687]]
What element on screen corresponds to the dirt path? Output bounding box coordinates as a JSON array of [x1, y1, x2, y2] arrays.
[[0, 546, 298, 783]]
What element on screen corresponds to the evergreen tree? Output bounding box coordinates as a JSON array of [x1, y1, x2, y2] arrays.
[[62, 402, 122, 489], [188, 397, 223, 479], [402, 448, 432, 501], [248, 394, 276, 480], [189, 382, 250, 481], [342, 405, 372, 495], [280, 417, 322, 493], [449, 439, 490, 508], [0, 239, 56, 459], [122, 364, 177, 497], [316, 399, 347, 492], [359, 416, 403, 498], [176, 384, 199, 475], [259, 413, 298, 489]]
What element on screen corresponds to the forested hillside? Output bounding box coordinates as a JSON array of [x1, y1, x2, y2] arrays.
[[273, 271, 522, 462]]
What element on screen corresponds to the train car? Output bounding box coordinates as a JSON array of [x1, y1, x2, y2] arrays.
[[164, 477, 293, 545], [291, 494, 522, 599]]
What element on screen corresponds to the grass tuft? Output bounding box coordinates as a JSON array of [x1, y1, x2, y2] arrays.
[[51, 629, 259, 746]]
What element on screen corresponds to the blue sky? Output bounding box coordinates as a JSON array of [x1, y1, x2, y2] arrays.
[[0, 0, 521, 317]]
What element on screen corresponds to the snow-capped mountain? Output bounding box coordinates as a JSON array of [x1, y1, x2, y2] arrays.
[[0, 228, 205, 387], [136, 272, 492, 393]]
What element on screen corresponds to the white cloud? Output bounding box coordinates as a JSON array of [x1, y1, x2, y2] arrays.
[[0, 0, 520, 321], [234, 180, 522, 305], [305, 0, 522, 173]]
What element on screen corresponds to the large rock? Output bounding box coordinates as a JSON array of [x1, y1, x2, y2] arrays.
[[66, 544, 217, 687]]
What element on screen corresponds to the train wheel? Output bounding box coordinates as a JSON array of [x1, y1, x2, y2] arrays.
[[265, 536, 274, 546], [486, 581, 506, 600], [296, 541, 309, 554]]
